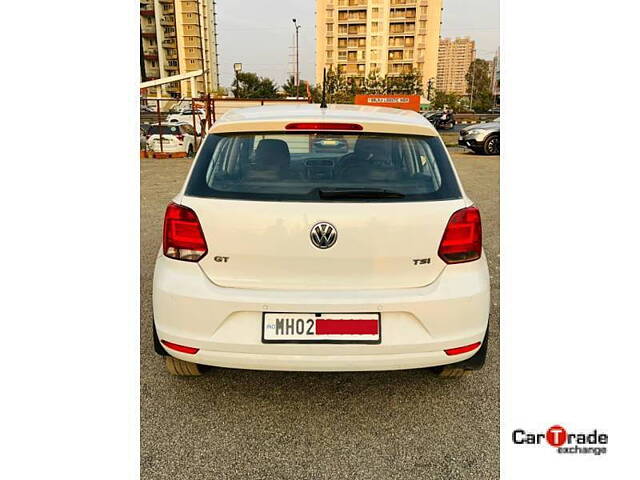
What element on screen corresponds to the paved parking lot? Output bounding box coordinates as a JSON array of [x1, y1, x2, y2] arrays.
[[140, 148, 500, 480]]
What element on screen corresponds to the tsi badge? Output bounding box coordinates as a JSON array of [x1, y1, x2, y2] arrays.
[[310, 222, 337, 249]]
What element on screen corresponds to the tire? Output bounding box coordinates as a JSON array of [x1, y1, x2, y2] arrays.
[[483, 135, 500, 155], [434, 366, 469, 378], [165, 356, 209, 376], [152, 320, 167, 356]]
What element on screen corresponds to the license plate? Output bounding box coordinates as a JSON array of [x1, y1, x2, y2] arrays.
[[262, 313, 381, 344]]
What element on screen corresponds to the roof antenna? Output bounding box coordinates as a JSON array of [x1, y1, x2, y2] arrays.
[[320, 68, 328, 109]]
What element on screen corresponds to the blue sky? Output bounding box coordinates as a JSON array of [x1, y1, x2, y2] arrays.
[[215, 0, 499, 88]]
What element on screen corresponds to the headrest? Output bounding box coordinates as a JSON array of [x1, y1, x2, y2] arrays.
[[355, 137, 391, 155], [353, 137, 392, 165], [255, 139, 290, 170]]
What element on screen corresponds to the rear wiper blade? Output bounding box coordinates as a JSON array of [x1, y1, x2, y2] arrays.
[[318, 188, 405, 199]]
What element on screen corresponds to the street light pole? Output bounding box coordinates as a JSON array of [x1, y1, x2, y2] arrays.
[[427, 77, 434, 101], [292, 18, 301, 99]]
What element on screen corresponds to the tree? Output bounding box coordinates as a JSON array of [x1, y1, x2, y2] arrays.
[[281, 75, 298, 97], [233, 72, 279, 99], [385, 69, 423, 95], [364, 70, 385, 94], [314, 67, 425, 104], [432, 91, 464, 111], [466, 59, 494, 112], [282, 75, 317, 100], [325, 67, 351, 103]]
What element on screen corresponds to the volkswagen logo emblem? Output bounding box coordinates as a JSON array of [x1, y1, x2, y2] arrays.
[[310, 222, 337, 249]]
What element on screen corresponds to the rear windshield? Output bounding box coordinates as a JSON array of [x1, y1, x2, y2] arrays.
[[185, 132, 461, 202], [148, 125, 181, 135]]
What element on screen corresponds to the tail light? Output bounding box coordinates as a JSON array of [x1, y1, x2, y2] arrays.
[[163, 203, 208, 262], [445, 342, 481, 356], [438, 206, 482, 264], [175, 134, 184, 141], [161, 340, 199, 354], [285, 122, 363, 131]]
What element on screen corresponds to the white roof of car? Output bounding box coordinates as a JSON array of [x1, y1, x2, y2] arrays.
[[209, 104, 438, 136]]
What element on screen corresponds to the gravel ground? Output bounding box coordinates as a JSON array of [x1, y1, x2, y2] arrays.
[[140, 148, 500, 480]]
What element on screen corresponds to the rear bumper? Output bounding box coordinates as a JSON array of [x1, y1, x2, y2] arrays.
[[149, 143, 186, 153], [152, 253, 490, 372]]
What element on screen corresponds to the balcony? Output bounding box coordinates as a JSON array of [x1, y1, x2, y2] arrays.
[[142, 31, 156, 39], [164, 63, 179, 72], [165, 51, 178, 60], [140, 9, 154, 17], [146, 67, 160, 77], [144, 51, 158, 60], [141, 25, 156, 34], [160, 16, 174, 26], [166, 83, 180, 93], [162, 38, 176, 48], [158, 0, 173, 3]]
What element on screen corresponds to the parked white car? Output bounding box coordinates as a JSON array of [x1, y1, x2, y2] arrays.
[[146, 122, 196, 156], [166, 108, 205, 135], [153, 104, 490, 377]]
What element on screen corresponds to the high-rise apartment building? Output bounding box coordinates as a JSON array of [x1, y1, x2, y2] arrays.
[[140, 0, 219, 98], [491, 48, 500, 100], [436, 37, 475, 95], [315, 0, 443, 91]]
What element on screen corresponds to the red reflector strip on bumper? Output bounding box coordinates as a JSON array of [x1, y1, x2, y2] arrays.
[[161, 340, 199, 354], [315, 319, 379, 335], [444, 342, 481, 356]]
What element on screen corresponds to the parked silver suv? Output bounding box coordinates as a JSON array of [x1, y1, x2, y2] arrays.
[[458, 118, 500, 155]]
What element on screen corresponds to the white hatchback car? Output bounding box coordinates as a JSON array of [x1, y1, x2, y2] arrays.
[[152, 104, 490, 377]]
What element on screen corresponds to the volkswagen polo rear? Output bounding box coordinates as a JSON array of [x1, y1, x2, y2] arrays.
[[152, 105, 490, 376]]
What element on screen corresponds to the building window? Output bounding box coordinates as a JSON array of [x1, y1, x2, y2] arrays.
[[326, 23, 333, 32]]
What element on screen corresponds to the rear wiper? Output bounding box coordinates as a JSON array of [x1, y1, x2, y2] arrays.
[[318, 188, 405, 199]]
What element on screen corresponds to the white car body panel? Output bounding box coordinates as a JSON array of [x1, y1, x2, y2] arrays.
[[152, 104, 490, 372], [153, 253, 489, 371], [187, 196, 466, 290]]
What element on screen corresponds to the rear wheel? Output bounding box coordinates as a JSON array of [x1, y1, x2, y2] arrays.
[[165, 356, 209, 376], [433, 366, 468, 378], [483, 135, 500, 155]]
